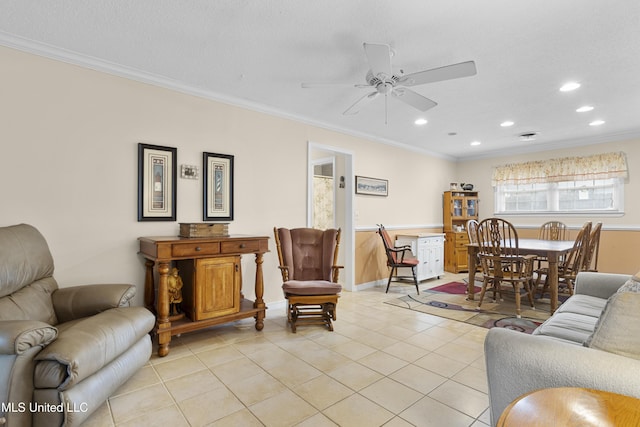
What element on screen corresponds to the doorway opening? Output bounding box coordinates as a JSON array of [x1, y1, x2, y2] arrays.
[[308, 142, 354, 291]]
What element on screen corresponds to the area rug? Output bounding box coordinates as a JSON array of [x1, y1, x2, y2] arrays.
[[385, 281, 556, 334]]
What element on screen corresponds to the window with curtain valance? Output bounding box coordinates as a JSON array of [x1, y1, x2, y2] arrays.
[[493, 152, 627, 214], [491, 152, 628, 186]]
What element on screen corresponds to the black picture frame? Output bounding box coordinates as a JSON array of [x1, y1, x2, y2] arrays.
[[203, 152, 234, 221], [355, 175, 388, 196], [137, 143, 177, 221]]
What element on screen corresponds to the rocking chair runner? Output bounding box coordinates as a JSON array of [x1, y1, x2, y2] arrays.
[[273, 227, 342, 332], [377, 224, 420, 294]]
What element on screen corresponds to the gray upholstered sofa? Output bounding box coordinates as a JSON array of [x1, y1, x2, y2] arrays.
[[484, 271, 640, 426], [0, 224, 155, 427]]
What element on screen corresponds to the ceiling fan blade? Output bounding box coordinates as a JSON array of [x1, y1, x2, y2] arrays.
[[343, 91, 379, 115], [363, 43, 392, 78], [400, 61, 477, 87], [301, 82, 366, 88], [392, 88, 437, 111]]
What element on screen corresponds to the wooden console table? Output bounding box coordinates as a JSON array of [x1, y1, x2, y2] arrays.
[[138, 234, 269, 357]]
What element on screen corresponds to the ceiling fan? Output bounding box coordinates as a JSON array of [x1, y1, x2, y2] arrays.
[[302, 43, 477, 121]]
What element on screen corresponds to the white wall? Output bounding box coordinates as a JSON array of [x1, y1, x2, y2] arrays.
[[0, 45, 458, 304]]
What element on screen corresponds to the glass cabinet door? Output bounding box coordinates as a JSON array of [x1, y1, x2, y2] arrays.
[[465, 198, 478, 218], [452, 198, 463, 217]]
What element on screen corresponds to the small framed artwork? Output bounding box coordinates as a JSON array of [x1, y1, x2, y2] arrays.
[[203, 152, 234, 221], [355, 175, 388, 196], [138, 143, 177, 221]]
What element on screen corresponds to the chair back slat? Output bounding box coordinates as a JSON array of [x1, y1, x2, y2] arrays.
[[466, 219, 479, 244], [538, 221, 568, 241], [377, 225, 398, 265], [561, 222, 592, 277], [582, 222, 602, 271]]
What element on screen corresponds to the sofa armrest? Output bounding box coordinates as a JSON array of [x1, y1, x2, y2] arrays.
[[0, 320, 57, 355], [485, 328, 640, 426], [574, 272, 630, 299], [52, 284, 136, 323]]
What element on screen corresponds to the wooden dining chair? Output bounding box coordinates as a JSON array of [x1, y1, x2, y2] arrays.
[[476, 218, 536, 318], [377, 224, 420, 294], [582, 222, 602, 272], [537, 221, 592, 298], [538, 221, 568, 241]]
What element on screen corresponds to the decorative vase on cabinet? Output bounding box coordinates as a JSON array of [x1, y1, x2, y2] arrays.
[[443, 190, 479, 273]]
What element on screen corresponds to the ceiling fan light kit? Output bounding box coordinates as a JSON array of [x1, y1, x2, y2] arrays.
[[302, 42, 477, 122]]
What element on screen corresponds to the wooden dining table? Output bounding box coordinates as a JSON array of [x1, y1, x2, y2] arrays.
[[467, 238, 575, 313]]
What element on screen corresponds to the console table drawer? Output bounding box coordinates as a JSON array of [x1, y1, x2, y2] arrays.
[[172, 242, 220, 257], [221, 240, 261, 254]]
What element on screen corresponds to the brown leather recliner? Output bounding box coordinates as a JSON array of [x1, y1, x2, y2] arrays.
[[0, 224, 155, 427]]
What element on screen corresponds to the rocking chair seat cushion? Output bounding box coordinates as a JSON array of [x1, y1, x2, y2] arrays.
[[283, 280, 342, 296]]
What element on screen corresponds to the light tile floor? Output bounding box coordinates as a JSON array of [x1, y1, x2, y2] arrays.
[[82, 274, 491, 427]]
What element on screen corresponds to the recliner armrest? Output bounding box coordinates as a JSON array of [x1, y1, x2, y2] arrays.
[[52, 284, 136, 323], [0, 320, 57, 355]]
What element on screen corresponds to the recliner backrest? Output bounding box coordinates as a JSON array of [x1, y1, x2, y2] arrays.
[[0, 224, 59, 324]]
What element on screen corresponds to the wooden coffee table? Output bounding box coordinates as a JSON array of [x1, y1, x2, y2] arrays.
[[498, 387, 640, 426]]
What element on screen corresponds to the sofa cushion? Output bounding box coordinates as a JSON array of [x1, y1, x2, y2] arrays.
[[555, 294, 607, 318], [616, 274, 640, 293], [584, 291, 640, 360], [33, 307, 155, 389], [532, 312, 598, 344]]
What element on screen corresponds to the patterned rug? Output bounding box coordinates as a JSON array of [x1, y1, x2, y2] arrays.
[[385, 281, 556, 334]]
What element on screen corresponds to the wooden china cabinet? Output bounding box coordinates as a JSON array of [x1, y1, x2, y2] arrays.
[[443, 190, 479, 273]]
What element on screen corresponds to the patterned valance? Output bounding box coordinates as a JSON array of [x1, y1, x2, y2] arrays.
[[492, 152, 628, 186]]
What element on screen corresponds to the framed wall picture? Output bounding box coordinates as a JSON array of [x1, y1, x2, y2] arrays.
[[203, 152, 234, 221], [355, 175, 388, 196], [138, 143, 177, 221]]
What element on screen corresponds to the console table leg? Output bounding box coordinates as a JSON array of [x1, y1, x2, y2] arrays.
[[144, 259, 156, 311], [157, 261, 171, 356], [254, 252, 265, 331]]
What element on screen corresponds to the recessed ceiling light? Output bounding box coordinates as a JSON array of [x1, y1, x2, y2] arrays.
[[500, 121, 514, 127], [576, 105, 594, 112], [414, 118, 428, 125], [470, 141, 481, 146], [589, 120, 605, 126], [560, 82, 581, 92]]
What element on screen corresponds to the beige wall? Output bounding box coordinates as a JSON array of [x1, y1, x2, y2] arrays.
[[3, 45, 637, 307], [459, 141, 640, 275], [0, 46, 457, 305]]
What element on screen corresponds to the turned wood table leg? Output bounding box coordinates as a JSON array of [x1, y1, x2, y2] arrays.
[[548, 253, 559, 314], [144, 259, 155, 312], [253, 252, 265, 331], [156, 261, 172, 357]]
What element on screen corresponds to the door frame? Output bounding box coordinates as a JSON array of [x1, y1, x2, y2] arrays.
[[307, 141, 355, 291]]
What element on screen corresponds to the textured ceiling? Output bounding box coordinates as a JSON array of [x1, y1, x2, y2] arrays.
[[1, 0, 639, 160]]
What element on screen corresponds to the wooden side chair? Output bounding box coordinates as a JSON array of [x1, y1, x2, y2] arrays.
[[476, 218, 536, 318], [538, 221, 568, 241], [274, 227, 342, 333], [537, 221, 592, 298], [582, 222, 602, 272], [377, 224, 420, 294]]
